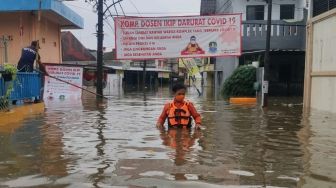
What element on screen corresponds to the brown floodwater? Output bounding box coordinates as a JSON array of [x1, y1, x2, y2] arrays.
[[0, 87, 335, 188]]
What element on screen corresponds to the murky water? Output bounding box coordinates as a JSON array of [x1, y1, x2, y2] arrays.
[[0, 87, 335, 188]]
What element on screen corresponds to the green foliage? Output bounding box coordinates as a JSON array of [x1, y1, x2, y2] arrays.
[[4, 64, 18, 98], [222, 65, 257, 98], [0, 64, 18, 111], [4, 64, 18, 75]]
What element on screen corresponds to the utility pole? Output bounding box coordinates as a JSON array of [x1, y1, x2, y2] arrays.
[[263, 0, 272, 107], [142, 60, 147, 91], [87, 0, 123, 99], [96, 0, 104, 98]]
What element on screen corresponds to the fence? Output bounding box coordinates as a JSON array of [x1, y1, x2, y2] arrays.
[[0, 72, 42, 103], [0, 77, 4, 97]]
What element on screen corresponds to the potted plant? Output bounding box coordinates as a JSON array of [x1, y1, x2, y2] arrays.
[[1, 64, 17, 82]]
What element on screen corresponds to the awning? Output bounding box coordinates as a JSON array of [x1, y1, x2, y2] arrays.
[[242, 49, 305, 55], [0, 0, 83, 29], [105, 65, 172, 73]]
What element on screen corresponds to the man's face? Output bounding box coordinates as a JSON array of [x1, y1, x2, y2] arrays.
[[190, 38, 196, 44], [174, 89, 186, 102]]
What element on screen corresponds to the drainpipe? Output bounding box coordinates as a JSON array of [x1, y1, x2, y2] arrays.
[[309, 0, 313, 19], [214, 57, 217, 97], [1, 35, 11, 65], [37, 0, 42, 39], [263, 0, 272, 107], [3, 37, 8, 64], [4, 44, 8, 64]]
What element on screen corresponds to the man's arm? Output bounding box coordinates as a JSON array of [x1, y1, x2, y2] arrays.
[[188, 102, 202, 128], [37, 60, 48, 76], [36, 54, 48, 76], [156, 103, 169, 127]]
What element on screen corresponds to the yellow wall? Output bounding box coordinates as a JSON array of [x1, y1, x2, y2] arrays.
[[0, 12, 61, 65]]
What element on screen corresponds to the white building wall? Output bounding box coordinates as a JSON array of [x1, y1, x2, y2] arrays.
[[309, 14, 336, 113], [217, 0, 306, 21]]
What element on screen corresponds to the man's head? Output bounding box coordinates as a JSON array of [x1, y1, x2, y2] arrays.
[[190, 36, 196, 44], [172, 83, 187, 102], [31, 41, 40, 50]]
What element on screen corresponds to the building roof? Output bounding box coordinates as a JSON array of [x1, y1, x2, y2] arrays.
[[0, 0, 83, 29], [104, 50, 116, 61], [61, 31, 96, 61]]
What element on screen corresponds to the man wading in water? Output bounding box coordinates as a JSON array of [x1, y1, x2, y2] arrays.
[[156, 84, 202, 129]]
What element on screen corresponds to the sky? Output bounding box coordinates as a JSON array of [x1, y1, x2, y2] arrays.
[[64, 0, 201, 52]]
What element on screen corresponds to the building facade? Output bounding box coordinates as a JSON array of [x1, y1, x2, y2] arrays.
[[201, 0, 308, 96], [0, 0, 83, 65]]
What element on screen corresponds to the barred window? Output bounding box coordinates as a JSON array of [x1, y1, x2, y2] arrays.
[[247, 5, 265, 20], [313, 0, 336, 17]]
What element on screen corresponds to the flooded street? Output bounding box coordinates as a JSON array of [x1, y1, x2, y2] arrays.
[[0, 87, 335, 188]]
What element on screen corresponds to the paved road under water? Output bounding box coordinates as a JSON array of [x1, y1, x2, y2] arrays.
[[0, 87, 335, 188]]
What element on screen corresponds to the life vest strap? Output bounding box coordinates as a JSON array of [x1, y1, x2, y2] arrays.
[[168, 124, 191, 128], [168, 116, 190, 119]]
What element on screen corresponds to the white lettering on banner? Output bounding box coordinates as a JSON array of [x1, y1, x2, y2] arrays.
[[43, 65, 83, 101], [115, 14, 242, 60]]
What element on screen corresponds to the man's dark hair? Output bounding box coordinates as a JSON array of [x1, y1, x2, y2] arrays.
[[31, 41, 41, 50], [31, 41, 38, 47], [172, 83, 186, 93]]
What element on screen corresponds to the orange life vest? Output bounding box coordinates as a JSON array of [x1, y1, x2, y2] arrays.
[[167, 101, 192, 127], [186, 43, 200, 52]]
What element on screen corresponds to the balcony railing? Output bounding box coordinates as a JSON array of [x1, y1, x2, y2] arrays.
[[242, 20, 306, 51]]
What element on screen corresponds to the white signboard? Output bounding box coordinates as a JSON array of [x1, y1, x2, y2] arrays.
[[115, 14, 242, 59], [263, 81, 269, 94], [43, 65, 83, 100]]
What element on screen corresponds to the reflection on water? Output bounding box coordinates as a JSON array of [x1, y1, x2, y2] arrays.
[[159, 127, 202, 167], [0, 87, 335, 188]]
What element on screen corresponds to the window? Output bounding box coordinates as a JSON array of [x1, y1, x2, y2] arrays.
[[246, 5, 265, 20], [280, 4, 295, 19], [200, 0, 216, 15], [313, 0, 336, 17]]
